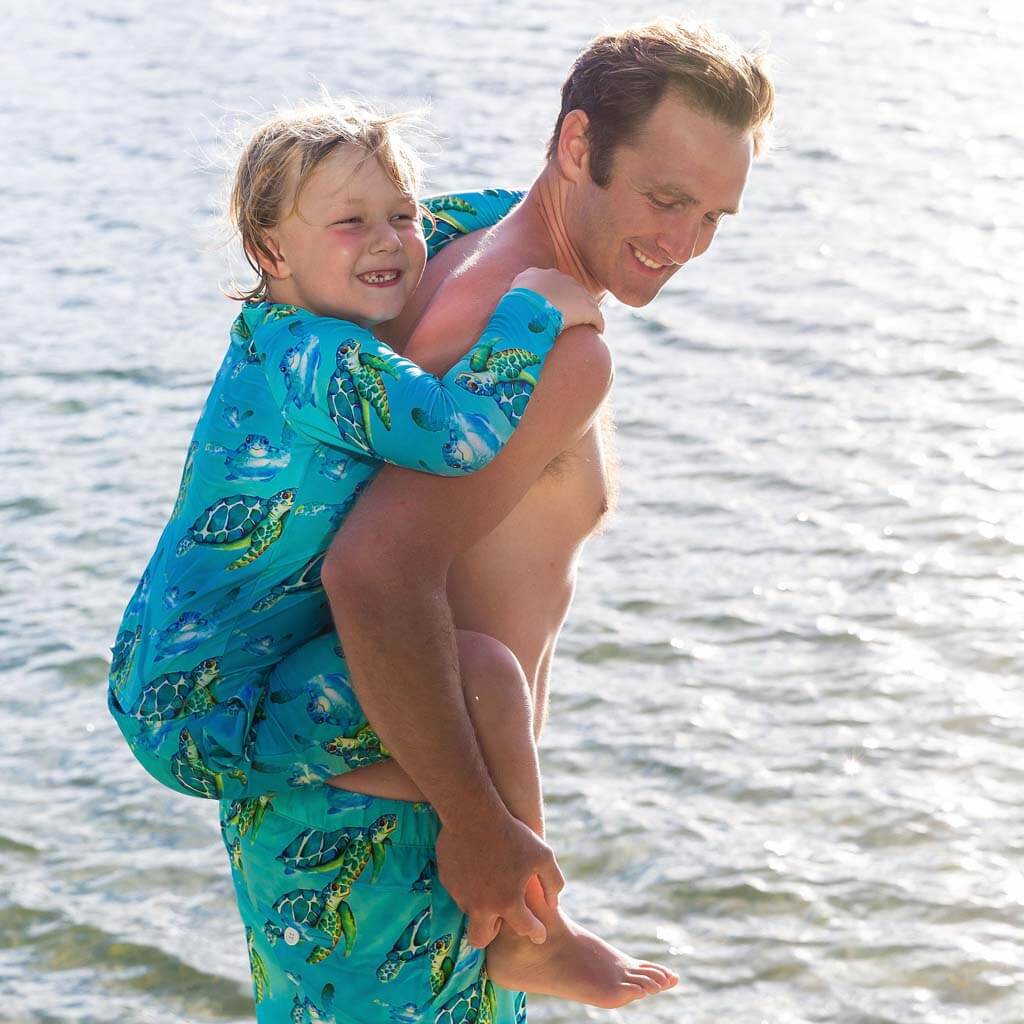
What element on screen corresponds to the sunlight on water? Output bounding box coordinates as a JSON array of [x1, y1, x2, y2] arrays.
[[3, 0, 1024, 1021]]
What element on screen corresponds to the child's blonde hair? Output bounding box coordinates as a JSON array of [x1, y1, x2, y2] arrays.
[[227, 92, 427, 302]]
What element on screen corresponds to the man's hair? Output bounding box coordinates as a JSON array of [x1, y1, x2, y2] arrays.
[[227, 92, 425, 302], [546, 19, 776, 187]]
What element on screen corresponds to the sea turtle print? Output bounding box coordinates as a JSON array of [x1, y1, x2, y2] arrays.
[[246, 925, 272, 1003], [162, 586, 197, 609], [424, 194, 478, 231], [175, 488, 295, 570], [279, 322, 322, 409], [454, 336, 545, 428], [313, 443, 352, 481], [229, 314, 264, 379], [242, 632, 294, 657], [224, 793, 275, 839], [249, 550, 326, 612], [288, 987, 335, 1024], [410, 859, 435, 895], [434, 966, 499, 1024], [375, 906, 434, 983], [206, 434, 293, 482], [322, 722, 389, 769], [109, 625, 142, 699], [272, 815, 397, 962], [441, 413, 503, 473], [326, 336, 400, 450], [150, 610, 216, 662], [171, 441, 198, 519], [169, 728, 245, 798], [426, 933, 456, 997], [131, 657, 221, 724]]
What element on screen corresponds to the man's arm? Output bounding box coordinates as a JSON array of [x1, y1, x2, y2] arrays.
[[321, 326, 612, 944]]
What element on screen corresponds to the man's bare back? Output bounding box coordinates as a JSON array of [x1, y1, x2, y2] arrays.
[[330, 208, 615, 800]]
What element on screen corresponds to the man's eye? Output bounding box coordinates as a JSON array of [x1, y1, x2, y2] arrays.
[[648, 195, 675, 210]]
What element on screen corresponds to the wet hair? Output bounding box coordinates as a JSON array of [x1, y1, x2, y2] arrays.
[[227, 92, 426, 301], [546, 19, 776, 187]]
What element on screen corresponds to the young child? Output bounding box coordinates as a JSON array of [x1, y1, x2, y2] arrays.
[[107, 97, 673, 1021]]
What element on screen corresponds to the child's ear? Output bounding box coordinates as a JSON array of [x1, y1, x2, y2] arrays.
[[251, 232, 291, 281]]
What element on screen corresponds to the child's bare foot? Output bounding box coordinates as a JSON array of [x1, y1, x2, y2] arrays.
[[485, 897, 679, 1009]]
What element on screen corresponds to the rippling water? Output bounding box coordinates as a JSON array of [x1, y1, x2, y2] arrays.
[[4, 1, 1024, 1021]]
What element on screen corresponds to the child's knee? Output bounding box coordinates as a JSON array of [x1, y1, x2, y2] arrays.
[[456, 630, 531, 712]]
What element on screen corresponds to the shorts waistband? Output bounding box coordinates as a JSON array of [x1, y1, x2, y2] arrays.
[[258, 785, 441, 848]]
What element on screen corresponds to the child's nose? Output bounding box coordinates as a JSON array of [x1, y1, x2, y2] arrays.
[[369, 222, 402, 254]]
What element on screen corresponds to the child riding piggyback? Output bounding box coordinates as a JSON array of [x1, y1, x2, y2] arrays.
[[106, 96, 602, 799]]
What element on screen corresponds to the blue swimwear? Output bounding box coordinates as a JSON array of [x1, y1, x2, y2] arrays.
[[221, 787, 527, 1023], [108, 189, 537, 1020], [106, 188, 549, 802]]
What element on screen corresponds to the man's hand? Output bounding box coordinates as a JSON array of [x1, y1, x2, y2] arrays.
[[437, 812, 565, 948]]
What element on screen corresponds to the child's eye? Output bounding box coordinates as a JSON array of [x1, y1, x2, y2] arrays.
[[335, 217, 361, 225], [391, 213, 415, 222]]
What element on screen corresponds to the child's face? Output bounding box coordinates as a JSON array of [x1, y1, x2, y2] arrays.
[[266, 146, 427, 326]]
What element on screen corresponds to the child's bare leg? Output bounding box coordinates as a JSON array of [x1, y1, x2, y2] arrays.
[[330, 630, 679, 1008], [454, 632, 679, 1009]]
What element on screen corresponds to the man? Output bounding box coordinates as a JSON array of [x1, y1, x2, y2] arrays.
[[325, 16, 775, 1011]]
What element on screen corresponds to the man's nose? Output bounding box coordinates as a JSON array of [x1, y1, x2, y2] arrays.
[[656, 218, 701, 267]]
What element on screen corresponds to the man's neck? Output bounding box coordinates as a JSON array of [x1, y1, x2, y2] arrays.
[[517, 164, 605, 301]]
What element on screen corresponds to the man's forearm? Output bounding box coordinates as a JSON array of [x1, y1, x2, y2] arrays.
[[325, 561, 507, 831]]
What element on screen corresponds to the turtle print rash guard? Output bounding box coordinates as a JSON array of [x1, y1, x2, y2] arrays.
[[107, 190, 553, 801]]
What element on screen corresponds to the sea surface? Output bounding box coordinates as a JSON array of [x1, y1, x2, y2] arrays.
[[3, 1, 1023, 1021]]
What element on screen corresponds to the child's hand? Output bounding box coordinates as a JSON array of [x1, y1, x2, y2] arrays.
[[512, 268, 605, 334]]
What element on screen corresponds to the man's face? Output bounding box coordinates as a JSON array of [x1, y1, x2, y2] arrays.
[[567, 91, 753, 307]]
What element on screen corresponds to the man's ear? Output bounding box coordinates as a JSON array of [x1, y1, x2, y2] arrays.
[[250, 232, 291, 281], [555, 109, 591, 185]]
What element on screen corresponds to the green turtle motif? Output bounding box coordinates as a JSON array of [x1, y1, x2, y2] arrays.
[[262, 303, 299, 323], [434, 966, 499, 1024], [375, 906, 434, 983], [171, 440, 198, 519], [250, 550, 326, 612], [427, 932, 456, 997], [229, 314, 264, 378], [175, 488, 295, 570], [169, 728, 246, 798], [326, 339, 400, 450], [276, 825, 356, 874], [225, 793, 274, 839], [454, 337, 545, 429], [132, 657, 221, 724], [229, 836, 244, 874], [322, 722, 389, 769], [410, 858, 435, 894], [289, 990, 334, 1024], [246, 925, 272, 1003], [109, 625, 142, 699], [272, 815, 397, 962], [425, 195, 479, 231]]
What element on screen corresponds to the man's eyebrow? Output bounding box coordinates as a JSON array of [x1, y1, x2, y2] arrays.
[[645, 181, 740, 215]]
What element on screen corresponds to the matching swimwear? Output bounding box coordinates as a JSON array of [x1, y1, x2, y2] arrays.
[[106, 189, 538, 1021], [221, 787, 526, 1023]]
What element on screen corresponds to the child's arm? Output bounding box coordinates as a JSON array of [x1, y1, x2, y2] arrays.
[[256, 286, 564, 475], [421, 189, 525, 259]]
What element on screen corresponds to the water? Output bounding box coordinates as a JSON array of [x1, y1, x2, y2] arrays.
[[3, 0, 1024, 1021]]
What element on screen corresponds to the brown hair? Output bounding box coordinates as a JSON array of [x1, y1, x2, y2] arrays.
[[227, 93, 426, 302], [546, 19, 776, 187]]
